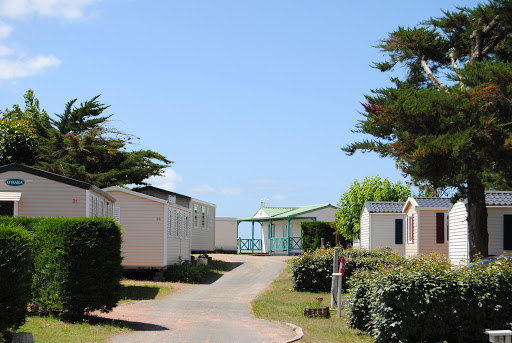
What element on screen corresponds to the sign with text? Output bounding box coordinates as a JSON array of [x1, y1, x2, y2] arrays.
[[6, 178, 25, 186]]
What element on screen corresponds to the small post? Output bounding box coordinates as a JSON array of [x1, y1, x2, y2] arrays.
[[331, 247, 339, 308], [321, 238, 325, 248], [237, 237, 241, 254], [332, 273, 343, 318]]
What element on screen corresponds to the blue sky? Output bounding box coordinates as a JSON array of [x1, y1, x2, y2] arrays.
[[1, 0, 481, 237]]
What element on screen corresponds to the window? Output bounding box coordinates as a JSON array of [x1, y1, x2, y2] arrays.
[[395, 219, 403, 244], [504, 215, 512, 250], [167, 209, 173, 236], [194, 204, 198, 228], [407, 215, 413, 244], [113, 206, 121, 224], [201, 206, 205, 229], [206, 208, 210, 229], [185, 215, 189, 238], [436, 213, 445, 244]]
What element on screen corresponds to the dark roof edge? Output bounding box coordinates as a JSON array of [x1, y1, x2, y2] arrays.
[[0, 164, 115, 202], [132, 185, 192, 200]]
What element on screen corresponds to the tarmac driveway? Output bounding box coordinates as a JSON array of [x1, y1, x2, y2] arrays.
[[99, 254, 299, 343]]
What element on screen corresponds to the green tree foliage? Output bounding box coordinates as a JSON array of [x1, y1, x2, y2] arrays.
[[334, 176, 410, 240], [0, 90, 51, 165], [1, 90, 172, 187], [343, 1, 512, 258]]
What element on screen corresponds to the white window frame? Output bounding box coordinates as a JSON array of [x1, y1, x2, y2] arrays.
[[407, 214, 413, 244]]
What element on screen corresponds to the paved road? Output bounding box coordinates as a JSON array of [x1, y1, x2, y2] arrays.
[[99, 254, 299, 343]]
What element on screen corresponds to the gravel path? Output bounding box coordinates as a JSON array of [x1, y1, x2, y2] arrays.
[[97, 254, 299, 343]]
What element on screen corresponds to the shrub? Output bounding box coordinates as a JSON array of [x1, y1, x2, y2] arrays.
[[290, 247, 403, 293], [347, 254, 512, 343], [0, 224, 32, 340], [164, 263, 210, 283], [31, 217, 122, 319], [301, 221, 350, 250]]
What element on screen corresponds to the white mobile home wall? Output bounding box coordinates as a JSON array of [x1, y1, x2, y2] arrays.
[[104, 187, 191, 268], [0, 169, 113, 218], [359, 208, 406, 255], [215, 217, 238, 251], [191, 199, 216, 252]]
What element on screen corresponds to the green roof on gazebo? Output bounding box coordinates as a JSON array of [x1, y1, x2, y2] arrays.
[[238, 204, 335, 222]]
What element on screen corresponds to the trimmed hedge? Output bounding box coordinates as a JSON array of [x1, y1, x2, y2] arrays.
[[31, 217, 123, 318], [348, 254, 512, 343], [301, 221, 350, 250], [0, 224, 32, 340], [290, 247, 403, 292]]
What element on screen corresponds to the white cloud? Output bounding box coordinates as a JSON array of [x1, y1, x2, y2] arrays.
[[0, 45, 14, 56], [0, 54, 61, 79], [144, 169, 183, 192], [190, 184, 216, 195], [189, 184, 243, 197], [220, 187, 242, 196], [272, 194, 288, 202], [0, 0, 98, 20], [0, 21, 12, 39]]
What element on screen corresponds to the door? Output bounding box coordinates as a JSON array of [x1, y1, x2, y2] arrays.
[[0, 201, 14, 216]]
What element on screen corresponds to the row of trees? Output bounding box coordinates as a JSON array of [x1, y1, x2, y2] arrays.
[[342, 0, 512, 259], [1, 90, 171, 188]]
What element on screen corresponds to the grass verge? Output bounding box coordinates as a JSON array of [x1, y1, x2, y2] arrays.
[[251, 265, 374, 343], [15, 315, 129, 343]]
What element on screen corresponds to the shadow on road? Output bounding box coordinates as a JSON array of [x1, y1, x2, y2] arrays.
[[203, 261, 244, 284], [88, 316, 169, 332]]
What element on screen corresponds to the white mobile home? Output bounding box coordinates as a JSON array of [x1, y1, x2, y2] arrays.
[[103, 186, 191, 268], [238, 204, 337, 255], [215, 217, 238, 251], [133, 186, 217, 254], [449, 191, 512, 265], [403, 197, 452, 258], [358, 201, 406, 256], [0, 164, 114, 218]]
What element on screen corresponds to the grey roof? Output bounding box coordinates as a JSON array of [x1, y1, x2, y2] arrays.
[[364, 201, 405, 213], [413, 197, 452, 208], [486, 191, 512, 206]]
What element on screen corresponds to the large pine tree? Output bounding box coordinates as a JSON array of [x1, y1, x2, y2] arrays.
[[344, 0, 512, 259], [1, 91, 172, 188]]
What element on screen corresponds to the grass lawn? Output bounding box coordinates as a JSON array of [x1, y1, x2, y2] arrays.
[[251, 265, 374, 343], [16, 315, 129, 343]]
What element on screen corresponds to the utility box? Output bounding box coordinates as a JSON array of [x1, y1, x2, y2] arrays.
[[486, 330, 512, 343]]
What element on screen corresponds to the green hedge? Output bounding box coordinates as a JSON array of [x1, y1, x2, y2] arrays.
[[31, 217, 123, 318], [301, 221, 350, 250], [347, 255, 512, 343], [290, 247, 403, 293], [0, 224, 32, 340]]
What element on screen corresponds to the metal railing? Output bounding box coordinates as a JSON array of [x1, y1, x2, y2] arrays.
[[269, 237, 302, 254], [237, 238, 262, 253]]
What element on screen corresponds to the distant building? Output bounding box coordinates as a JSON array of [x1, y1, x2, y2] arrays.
[[215, 217, 238, 251], [238, 204, 336, 255], [357, 201, 406, 255]]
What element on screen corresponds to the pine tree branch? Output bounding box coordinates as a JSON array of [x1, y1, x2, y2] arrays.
[[450, 50, 465, 89], [420, 57, 446, 91]]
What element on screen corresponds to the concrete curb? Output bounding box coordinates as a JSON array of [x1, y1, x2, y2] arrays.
[[282, 322, 304, 343]]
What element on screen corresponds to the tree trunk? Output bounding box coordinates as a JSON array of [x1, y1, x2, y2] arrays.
[[466, 179, 488, 261]]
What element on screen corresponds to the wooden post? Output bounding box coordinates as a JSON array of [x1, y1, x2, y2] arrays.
[[331, 247, 339, 308]]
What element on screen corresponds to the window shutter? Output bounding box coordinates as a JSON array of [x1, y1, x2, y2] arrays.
[[395, 219, 403, 244], [113, 206, 120, 224], [504, 215, 512, 250], [436, 213, 445, 244]]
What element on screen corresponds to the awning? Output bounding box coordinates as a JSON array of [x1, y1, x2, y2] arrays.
[[0, 192, 21, 201]]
